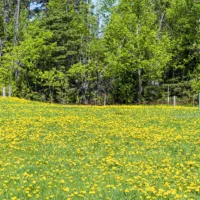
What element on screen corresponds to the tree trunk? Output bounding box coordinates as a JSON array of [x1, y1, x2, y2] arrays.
[[0, 0, 10, 63], [3, 0, 10, 27], [13, 0, 21, 80], [14, 0, 20, 45], [136, 25, 142, 103], [158, 12, 165, 39]]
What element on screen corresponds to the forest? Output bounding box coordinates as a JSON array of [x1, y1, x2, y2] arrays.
[[0, 0, 200, 104]]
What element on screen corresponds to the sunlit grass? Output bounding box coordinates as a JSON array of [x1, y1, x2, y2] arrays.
[[0, 98, 199, 199]]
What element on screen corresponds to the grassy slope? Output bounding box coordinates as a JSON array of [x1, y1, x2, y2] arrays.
[[0, 98, 199, 200]]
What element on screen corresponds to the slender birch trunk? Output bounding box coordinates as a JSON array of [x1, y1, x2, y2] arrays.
[[14, 0, 20, 45], [136, 24, 142, 103]]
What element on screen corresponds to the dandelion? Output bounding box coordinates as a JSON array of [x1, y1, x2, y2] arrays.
[[63, 187, 69, 192]]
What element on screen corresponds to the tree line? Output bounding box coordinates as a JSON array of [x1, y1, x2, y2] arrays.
[[0, 0, 200, 104]]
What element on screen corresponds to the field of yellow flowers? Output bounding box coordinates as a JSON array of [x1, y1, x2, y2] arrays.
[[0, 98, 199, 200]]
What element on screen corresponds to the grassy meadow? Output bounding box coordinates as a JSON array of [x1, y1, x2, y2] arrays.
[[0, 98, 199, 200]]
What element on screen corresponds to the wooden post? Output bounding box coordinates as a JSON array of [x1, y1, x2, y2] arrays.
[[167, 85, 170, 105], [192, 94, 195, 107], [138, 68, 142, 103], [173, 96, 176, 107], [8, 85, 12, 97], [3, 87, 6, 98], [104, 93, 107, 106], [199, 93, 200, 110]]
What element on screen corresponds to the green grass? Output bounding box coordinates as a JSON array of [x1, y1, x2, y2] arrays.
[[0, 98, 199, 200]]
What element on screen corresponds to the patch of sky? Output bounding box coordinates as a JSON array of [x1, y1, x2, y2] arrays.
[[30, 2, 43, 11]]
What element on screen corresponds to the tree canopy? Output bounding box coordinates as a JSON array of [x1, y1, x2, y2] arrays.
[[0, 0, 200, 104]]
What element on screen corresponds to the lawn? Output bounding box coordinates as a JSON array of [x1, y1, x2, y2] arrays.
[[0, 98, 199, 200]]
